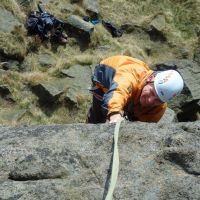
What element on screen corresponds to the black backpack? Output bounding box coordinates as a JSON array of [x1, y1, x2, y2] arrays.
[[26, 4, 63, 40]]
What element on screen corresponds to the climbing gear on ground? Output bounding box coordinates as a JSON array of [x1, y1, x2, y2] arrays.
[[83, 16, 100, 25], [154, 70, 184, 102], [26, 3, 66, 42]]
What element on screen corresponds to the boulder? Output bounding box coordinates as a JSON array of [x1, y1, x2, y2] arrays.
[[0, 121, 200, 199], [61, 65, 93, 107], [32, 65, 92, 107], [150, 14, 166, 32], [159, 107, 177, 123], [146, 14, 167, 42], [38, 53, 56, 68], [65, 15, 94, 44], [64, 87, 79, 108], [32, 81, 66, 104], [83, 0, 99, 17], [0, 7, 21, 33], [0, 108, 26, 123], [61, 64, 92, 96], [0, 8, 26, 61]]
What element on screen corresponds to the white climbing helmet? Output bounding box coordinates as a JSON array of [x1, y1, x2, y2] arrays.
[[154, 70, 184, 102]]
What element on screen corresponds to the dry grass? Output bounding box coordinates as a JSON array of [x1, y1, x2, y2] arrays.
[[0, 0, 26, 22], [44, 0, 87, 21], [0, 31, 27, 59], [0, 0, 200, 125], [47, 55, 66, 75], [0, 72, 25, 109], [21, 71, 48, 85], [90, 24, 113, 47], [24, 106, 50, 124]]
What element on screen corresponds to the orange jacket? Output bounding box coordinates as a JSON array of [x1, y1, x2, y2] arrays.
[[93, 55, 167, 122]]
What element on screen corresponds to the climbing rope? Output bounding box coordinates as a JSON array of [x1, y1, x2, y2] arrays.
[[105, 118, 123, 200]]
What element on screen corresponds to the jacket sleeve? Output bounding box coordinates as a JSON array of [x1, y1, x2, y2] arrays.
[[101, 72, 135, 116]]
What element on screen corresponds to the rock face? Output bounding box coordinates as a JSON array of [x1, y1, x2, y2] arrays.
[[151, 59, 200, 121], [0, 121, 200, 199], [32, 65, 92, 107], [65, 15, 94, 44]]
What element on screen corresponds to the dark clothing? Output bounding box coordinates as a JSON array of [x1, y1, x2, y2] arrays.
[[87, 88, 136, 123], [26, 5, 64, 41], [87, 88, 106, 123]]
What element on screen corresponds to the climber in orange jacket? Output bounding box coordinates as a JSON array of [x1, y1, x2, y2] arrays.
[[87, 55, 184, 123]]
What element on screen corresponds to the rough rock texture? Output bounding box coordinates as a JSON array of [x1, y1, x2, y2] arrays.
[[32, 65, 92, 106], [65, 15, 94, 44], [0, 7, 21, 33], [83, 0, 99, 16], [151, 59, 200, 121], [0, 121, 200, 199], [152, 59, 200, 100]]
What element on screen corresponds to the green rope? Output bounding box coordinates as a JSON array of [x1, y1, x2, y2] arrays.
[[105, 118, 123, 200]]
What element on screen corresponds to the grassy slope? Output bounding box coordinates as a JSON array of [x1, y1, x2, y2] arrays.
[[0, 0, 200, 125]]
